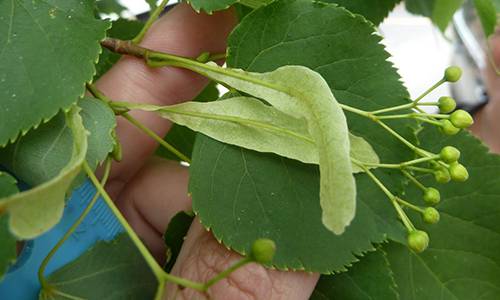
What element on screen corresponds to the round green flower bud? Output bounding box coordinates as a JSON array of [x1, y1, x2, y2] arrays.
[[251, 238, 276, 264], [444, 66, 462, 82], [422, 207, 440, 224], [450, 110, 474, 129], [407, 230, 429, 253], [440, 120, 460, 135], [434, 167, 451, 184], [449, 162, 469, 182], [440, 146, 460, 163], [423, 187, 441, 205], [438, 96, 456, 113]]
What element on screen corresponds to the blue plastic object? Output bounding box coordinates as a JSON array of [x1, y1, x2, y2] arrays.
[[0, 179, 123, 300]]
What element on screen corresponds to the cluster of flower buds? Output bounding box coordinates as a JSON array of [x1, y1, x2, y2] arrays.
[[360, 66, 472, 254]]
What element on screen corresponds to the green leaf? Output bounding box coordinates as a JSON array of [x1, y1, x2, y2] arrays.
[[190, 134, 405, 272], [383, 128, 500, 299], [96, 0, 128, 15], [0, 172, 18, 280], [405, 0, 464, 32], [324, 0, 401, 25], [162, 62, 356, 234], [41, 234, 157, 300], [163, 211, 194, 272], [146, 0, 158, 11], [0, 0, 109, 146], [474, 0, 498, 37], [0, 106, 87, 239], [190, 0, 414, 272], [95, 19, 144, 79], [78, 98, 116, 171], [310, 249, 398, 300], [187, 0, 238, 13], [0, 97, 116, 186], [126, 97, 379, 171], [156, 82, 219, 161]]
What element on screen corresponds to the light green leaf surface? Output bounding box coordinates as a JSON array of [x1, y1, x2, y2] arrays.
[[474, 0, 498, 37], [325, 0, 401, 25], [41, 234, 157, 300], [125, 97, 379, 171], [310, 249, 398, 300], [156, 82, 220, 161], [0, 98, 116, 186], [96, 0, 128, 15], [146, 62, 356, 234], [0, 172, 18, 280], [187, 0, 238, 13], [0, 0, 109, 145], [0, 107, 87, 239]]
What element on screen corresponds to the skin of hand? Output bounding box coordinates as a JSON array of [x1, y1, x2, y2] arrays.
[[470, 31, 500, 152], [95, 4, 319, 300]]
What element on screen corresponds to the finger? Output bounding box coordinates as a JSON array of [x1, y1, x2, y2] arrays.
[[95, 4, 236, 193], [116, 156, 191, 262], [165, 221, 320, 300]]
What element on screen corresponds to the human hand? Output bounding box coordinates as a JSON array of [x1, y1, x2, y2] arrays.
[[94, 4, 319, 299]]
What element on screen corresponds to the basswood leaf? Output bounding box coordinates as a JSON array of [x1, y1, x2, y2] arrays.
[[0, 98, 116, 186], [325, 0, 401, 25], [190, 134, 404, 272], [173, 63, 356, 234], [187, 0, 238, 13], [156, 82, 219, 161], [0, 172, 18, 280], [96, 0, 128, 15], [190, 0, 415, 272], [41, 234, 157, 300], [383, 127, 500, 299], [163, 211, 194, 272], [124, 97, 379, 171], [405, 0, 464, 32], [0, 0, 109, 145], [310, 249, 398, 300], [473, 0, 498, 37], [0, 107, 87, 239]]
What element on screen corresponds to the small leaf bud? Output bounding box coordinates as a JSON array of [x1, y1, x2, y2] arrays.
[[444, 66, 462, 82], [407, 230, 429, 253], [422, 207, 440, 224], [450, 110, 474, 129], [438, 96, 456, 113], [423, 187, 440, 205], [440, 120, 460, 135], [440, 146, 460, 163], [449, 162, 469, 182], [251, 238, 276, 264], [434, 167, 451, 184]]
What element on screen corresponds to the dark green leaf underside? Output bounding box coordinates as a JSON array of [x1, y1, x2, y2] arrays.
[[0, 172, 18, 280], [0, 98, 116, 187], [42, 234, 157, 300], [0, 0, 109, 145], [190, 0, 414, 272], [163, 211, 194, 272]]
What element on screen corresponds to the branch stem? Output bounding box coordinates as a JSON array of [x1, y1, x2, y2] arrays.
[[132, 0, 170, 44], [38, 158, 112, 289]]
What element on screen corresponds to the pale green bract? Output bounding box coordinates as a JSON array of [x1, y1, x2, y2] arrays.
[[122, 97, 379, 172], [155, 62, 356, 234], [0, 107, 87, 239]]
